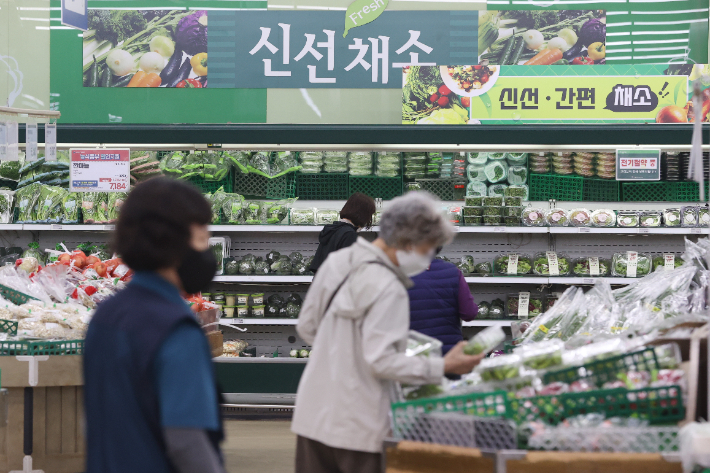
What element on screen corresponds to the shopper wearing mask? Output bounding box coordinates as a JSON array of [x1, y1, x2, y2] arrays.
[[308, 192, 376, 273], [408, 252, 478, 355], [292, 192, 484, 473], [84, 177, 225, 473]]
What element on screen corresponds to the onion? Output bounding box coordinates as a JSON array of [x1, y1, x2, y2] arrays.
[[548, 37, 570, 52], [106, 49, 134, 76], [149, 36, 175, 58], [139, 52, 166, 74], [523, 30, 544, 50]]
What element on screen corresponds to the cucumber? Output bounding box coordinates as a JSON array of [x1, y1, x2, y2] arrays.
[[499, 37, 516, 66], [509, 37, 526, 65], [100, 65, 111, 87], [89, 55, 99, 87], [111, 74, 133, 87]]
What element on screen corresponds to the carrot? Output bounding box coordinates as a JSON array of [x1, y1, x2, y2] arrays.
[[126, 71, 146, 87], [524, 48, 563, 66], [136, 72, 162, 88]]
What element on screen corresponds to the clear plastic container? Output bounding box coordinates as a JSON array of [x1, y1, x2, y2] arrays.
[[532, 252, 571, 276], [290, 208, 316, 225], [488, 184, 508, 197], [482, 196, 503, 206], [466, 181, 487, 197], [482, 206, 502, 216], [315, 209, 340, 225], [522, 208, 546, 227], [508, 166, 528, 185], [505, 185, 528, 200], [465, 196, 483, 206], [506, 293, 544, 318], [664, 208, 681, 227], [639, 211, 662, 228], [494, 253, 532, 275], [475, 354, 521, 382], [514, 339, 565, 370], [568, 208, 592, 227], [506, 206, 522, 217], [545, 208, 568, 227], [504, 196, 522, 206], [406, 330, 443, 358], [376, 168, 399, 177], [483, 215, 502, 226], [463, 325, 506, 355], [611, 252, 652, 277], [591, 209, 616, 227], [699, 206, 710, 226], [681, 206, 699, 227], [617, 211, 640, 228], [464, 216, 482, 226], [572, 257, 611, 276]]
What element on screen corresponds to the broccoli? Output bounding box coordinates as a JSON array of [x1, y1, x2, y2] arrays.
[[88, 10, 148, 45]]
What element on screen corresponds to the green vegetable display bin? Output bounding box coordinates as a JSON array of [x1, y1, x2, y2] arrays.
[[529, 174, 583, 201], [233, 171, 296, 199], [621, 182, 675, 202], [415, 179, 466, 201], [296, 172, 350, 200], [672, 181, 710, 202], [349, 175, 403, 200], [583, 178, 620, 202]]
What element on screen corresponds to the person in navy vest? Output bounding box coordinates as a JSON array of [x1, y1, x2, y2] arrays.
[[408, 253, 478, 354], [84, 177, 226, 473]]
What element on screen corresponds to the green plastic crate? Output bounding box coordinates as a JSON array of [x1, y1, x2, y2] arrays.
[[349, 175, 403, 200], [673, 182, 710, 202], [529, 174, 583, 201], [542, 347, 660, 386], [296, 172, 350, 200], [621, 182, 675, 202], [0, 284, 38, 305], [391, 390, 508, 429], [415, 179, 466, 201], [507, 385, 684, 425], [233, 170, 296, 199], [0, 319, 17, 336], [188, 168, 234, 194], [0, 339, 84, 356], [583, 178, 621, 202]]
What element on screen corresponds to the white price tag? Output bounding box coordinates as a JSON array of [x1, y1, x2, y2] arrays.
[[588, 257, 600, 276], [25, 124, 38, 161], [44, 124, 57, 162], [583, 278, 594, 284], [452, 226, 460, 233], [507, 254, 519, 275], [494, 226, 506, 233], [691, 228, 702, 234], [639, 228, 650, 234], [664, 254, 675, 271], [6, 121, 18, 161], [518, 292, 530, 318], [234, 318, 245, 324], [70, 148, 130, 192], [627, 251, 638, 278], [546, 251, 559, 276], [51, 224, 62, 230], [579, 227, 591, 233]]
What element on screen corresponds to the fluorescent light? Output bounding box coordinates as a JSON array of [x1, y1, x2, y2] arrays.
[[269, 4, 296, 8], [634, 38, 688, 44], [20, 17, 49, 21], [630, 7, 708, 14], [634, 18, 708, 25]]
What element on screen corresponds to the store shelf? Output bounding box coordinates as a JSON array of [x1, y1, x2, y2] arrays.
[[209, 225, 381, 232], [0, 224, 23, 230], [465, 277, 548, 284], [458, 227, 547, 234], [221, 318, 298, 326], [18, 224, 116, 231], [463, 320, 513, 327], [214, 356, 307, 363], [213, 275, 313, 283], [552, 277, 639, 285], [550, 227, 708, 235]]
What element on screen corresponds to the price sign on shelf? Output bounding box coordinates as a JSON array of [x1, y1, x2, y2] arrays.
[[70, 148, 130, 193]]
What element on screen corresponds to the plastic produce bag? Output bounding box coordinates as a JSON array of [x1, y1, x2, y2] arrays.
[[15, 183, 42, 223], [223, 151, 250, 174], [484, 160, 508, 184], [514, 339, 564, 370], [291, 208, 315, 225], [207, 188, 229, 224], [0, 159, 22, 182], [272, 151, 301, 177], [508, 166, 528, 185], [248, 152, 271, 178], [533, 252, 570, 276], [107, 192, 128, 223], [316, 209, 340, 225], [488, 183, 508, 197], [159, 152, 186, 177], [0, 190, 14, 224], [475, 354, 521, 382], [62, 192, 81, 224], [466, 181, 487, 197], [243, 201, 263, 225], [464, 325, 505, 355], [467, 152, 488, 165], [36, 186, 65, 223], [221, 193, 246, 224], [263, 199, 293, 224], [204, 152, 229, 181]]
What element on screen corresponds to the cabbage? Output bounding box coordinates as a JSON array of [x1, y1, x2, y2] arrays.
[[285, 302, 301, 318], [417, 108, 467, 125], [175, 10, 208, 56], [484, 161, 508, 183], [254, 261, 270, 274], [579, 18, 606, 47], [239, 260, 255, 275]]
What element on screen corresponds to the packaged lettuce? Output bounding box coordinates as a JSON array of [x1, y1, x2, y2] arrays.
[[522, 207, 545, 227], [484, 160, 508, 184], [681, 206, 699, 227], [507, 293, 543, 318], [467, 164, 487, 182], [81, 193, 100, 224], [572, 257, 610, 276], [62, 192, 81, 224], [0, 190, 14, 224], [569, 208, 592, 227], [612, 252, 651, 277], [504, 185, 528, 200], [467, 152, 488, 165], [663, 208, 681, 227], [495, 253, 532, 275], [508, 166, 528, 185], [617, 211, 639, 228], [545, 208, 568, 227], [488, 152, 507, 161], [699, 206, 710, 226], [507, 153, 528, 165], [106, 192, 128, 223], [652, 254, 684, 271], [533, 252, 570, 276], [248, 152, 271, 177], [475, 261, 492, 274], [477, 301, 490, 318], [316, 209, 340, 225], [465, 196, 483, 206], [463, 325, 505, 355], [591, 209, 616, 227], [243, 201, 263, 225], [291, 208, 315, 225], [0, 159, 22, 181], [207, 188, 229, 224], [639, 211, 662, 228], [36, 186, 65, 223], [221, 193, 246, 224]]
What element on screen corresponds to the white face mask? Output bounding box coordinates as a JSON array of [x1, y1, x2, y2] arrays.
[[396, 248, 434, 277]]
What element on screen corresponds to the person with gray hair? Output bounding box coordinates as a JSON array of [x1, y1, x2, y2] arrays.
[[291, 192, 484, 473]]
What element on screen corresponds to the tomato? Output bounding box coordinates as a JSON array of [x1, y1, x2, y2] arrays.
[[473, 65, 482, 70], [480, 74, 490, 84], [86, 255, 100, 266], [461, 97, 471, 108]]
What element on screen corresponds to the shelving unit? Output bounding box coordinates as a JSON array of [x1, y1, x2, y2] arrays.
[[220, 318, 514, 327]]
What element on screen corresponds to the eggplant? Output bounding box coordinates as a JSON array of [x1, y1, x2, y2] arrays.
[[563, 42, 584, 61], [160, 49, 184, 84], [166, 59, 192, 88]]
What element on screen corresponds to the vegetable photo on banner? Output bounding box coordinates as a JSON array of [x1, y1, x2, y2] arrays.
[[402, 66, 470, 124], [83, 9, 208, 88], [478, 10, 606, 66]]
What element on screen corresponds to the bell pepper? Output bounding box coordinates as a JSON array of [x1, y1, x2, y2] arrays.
[[176, 78, 203, 88], [190, 53, 208, 76], [588, 42, 606, 60], [572, 56, 594, 65]]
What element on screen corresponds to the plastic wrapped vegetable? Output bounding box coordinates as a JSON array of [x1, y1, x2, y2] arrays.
[[639, 211, 662, 228], [465, 196, 483, 206], [514, 340, 564, 371], [291, 208, 315, 225], [460, 255, 475, 273], [495, 253, 532, 275], [254, 260, 270, 275], [223, 151, 250, 174], [474, 262, 492, 274], [292, 261, 309, 276], [81, 193, 100, 224], [533, 252, 570, 276], [664, 208, 681, 227], [522, 208, 545, 227], [482, 196, 503, 206], [545, 208, 568, 227], [62, 192, 81, 224], [475, 354, 521, 382], [477, 301, 490, 318], [0, 159, 21, 181], [507, 153, 528, 165], [699, 207, 710, 226], [0, 190, 14, 224], [652, 254, 684, 271], [466, 181, 487, 197], [572, 257, 611, 276], [504, 185, 528, 200], [617, 211, 639, 228], [107, 192, 128, 223], [463, 326, 505, 355], [263, 200, 291, 225], [681, 206, 698, 227], [467, 164, 487, 182], [489, 299, 505, 319], [272, 152, 301, 176], [484, 160, 508, 184], [248, 152, 271, 177], [568, 208, 592, 227], [488, 152, 507, 161], [243, 201, 262, 225], [285, 302, 301, 318], [271, 257, 292, 275], [224, 258, 239, 276], [316, 209, 340, 225], [467, 152, 488, 165], [35, 186, 65, 223], [591, 209, 616, 227], [159, 151, 186, 177], [221, 193, 245, 224], [15, 183, 41, 223], [611, 252, 652, 277], [206, 188, 229, 224], [508, 166, 528, 185], [488, 183, 508, 197], [238, 259, 255, 275], [507, 293, 543, 318]]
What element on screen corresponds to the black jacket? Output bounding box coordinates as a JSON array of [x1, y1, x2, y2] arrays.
[[308, 221, 358, 273]]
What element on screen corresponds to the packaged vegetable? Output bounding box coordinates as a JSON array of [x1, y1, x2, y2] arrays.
[[505, 185, 529, 200], [652, 254, 684, 271], [407, 331, 443, 357], [474, 261, 492, 274], [463, 207, 483, 217], [315, 209, 340, 225], [489, 300, 505, 319], [617, 211, 639, 228], [465, 196, 483, 206], [467, 152, 488, 165], [223, 151, 250, 174], [591, 209, 616, 227], [475, 354, 521, 382], [460, 255, 475, 273], [36, 186, 66, 223], [506, 206, 522, 217], [488, 184, 508, 197], [504, 216, 519, 226], [61, 192, 81, 224], [290, 208, 315, 225], [466, 164, 487, 182], [522, 208, 545, 227], [664, 208, 681, 227], [507, 293, 543, 318], [533, 252, 570, 276], [483, 206, 503, 216], [482, 196, 503, 206], [504, 196, 522, 206], [107, 192, 128, 223], [612, 252, 652, 277], [483, 215, 502, 225], [514, 340, 564, 371], [484, 160, 508, 184], [495, 253, 532, 275], [463, 325, 505, 355], [507, 153, 528, 165], [477, 301, 490, 318], [508, 166, 528, 185], [568, 208, 592, 227], [242, 201, 262, 225], [466, 181, 487, 197], [572, 257, 611, 276], [639, 211, 662, 228], [0, 190, 14, 224], [545, 208, 568, 227], [221, 193, 246, 224], [488, 152, 507, 161], [681, 206, 699, 227]]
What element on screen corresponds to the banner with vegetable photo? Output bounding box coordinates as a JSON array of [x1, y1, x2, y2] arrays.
[[666, 64, 710, 123], [479, 10, 607, 67], [83, 9, 208, 88]]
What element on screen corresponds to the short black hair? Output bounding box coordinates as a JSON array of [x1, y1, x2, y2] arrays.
[[113, 177, 211, 271], [340, 192, 376, 229]]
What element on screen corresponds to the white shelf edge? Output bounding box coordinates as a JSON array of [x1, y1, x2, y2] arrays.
[[213, 275, 314, 283], [463, 320, 513, 327], [220, 318, 298, 326], [211, 276, 636, 285], [0, 224, 23, 230], [458, 227, 548, 234], [19, 224, 115, 231], [552, 277, 638, 285], [208, 225, 382, 232], [551, 227, 707, 235], [465, 277, 548, 284]]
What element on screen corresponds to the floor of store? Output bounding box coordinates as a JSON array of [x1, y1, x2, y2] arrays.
[[223, 420, 296, 473]]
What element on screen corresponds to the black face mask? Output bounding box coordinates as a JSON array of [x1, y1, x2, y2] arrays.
[[177, 248, 217, 294]]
